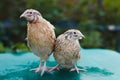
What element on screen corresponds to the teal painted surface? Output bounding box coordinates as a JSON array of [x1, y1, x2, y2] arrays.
[[0, 48, 120, 80]]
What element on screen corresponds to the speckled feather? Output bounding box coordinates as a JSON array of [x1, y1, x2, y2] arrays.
[[54, 32, 80, 68]]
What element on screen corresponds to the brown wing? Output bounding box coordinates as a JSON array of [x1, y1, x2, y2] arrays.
[[54, 34, 80, 66]]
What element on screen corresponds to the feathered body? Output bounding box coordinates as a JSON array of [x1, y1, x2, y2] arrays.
[[27, 17, 55, 61], [20, 9, 55, 76], [50, 29, 84, 73], [54, 34, 80, 68]]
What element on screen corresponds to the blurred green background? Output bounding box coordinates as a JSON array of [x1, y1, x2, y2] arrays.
[[0, 0, 120, 53]]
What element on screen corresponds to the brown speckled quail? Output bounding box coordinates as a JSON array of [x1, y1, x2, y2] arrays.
[[50, 29, 85, 73]]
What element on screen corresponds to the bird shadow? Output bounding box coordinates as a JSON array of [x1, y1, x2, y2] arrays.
[[51, 69, 81, 80], [0, 68, 81, 80], [0, 61, 114, 80], [84, 66, 114, 76]]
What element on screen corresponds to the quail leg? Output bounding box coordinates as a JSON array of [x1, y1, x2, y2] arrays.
[[70, 65, 85, 73], [40, 61, 48, 76], [30, 60, 42, 72], [49, 64, 60, 72]]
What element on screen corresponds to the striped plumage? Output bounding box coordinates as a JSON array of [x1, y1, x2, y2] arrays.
[[50, 29, 85, 73], [54, 34, 80, 68]]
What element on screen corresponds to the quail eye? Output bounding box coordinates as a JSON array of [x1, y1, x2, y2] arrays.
[[73, 32, 76, 34], [29, 12, 32, 14]]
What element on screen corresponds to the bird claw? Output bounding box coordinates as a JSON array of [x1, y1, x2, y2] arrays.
[[41, 66, 47, 76], [30, 67, 42, 72], [49, 67, 60, 72], [49, 64, 60, 72], [30, 67, 48, 76], [70, 67, 86, 73]]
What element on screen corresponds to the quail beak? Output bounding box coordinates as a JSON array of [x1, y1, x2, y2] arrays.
[[79, 35, 85, 39], [20, 13, 26, 19]]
